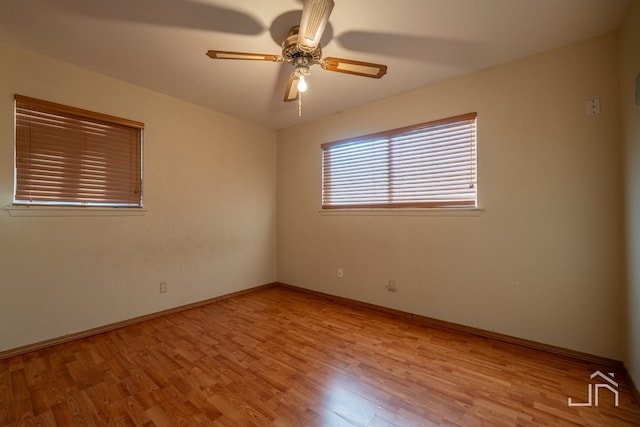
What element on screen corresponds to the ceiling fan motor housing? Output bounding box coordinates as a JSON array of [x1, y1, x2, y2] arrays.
[[283, 26, 322, 72]]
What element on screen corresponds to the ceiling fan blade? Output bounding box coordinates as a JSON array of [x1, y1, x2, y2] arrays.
[[320, 57, 388, 78], [298, 0, 334, 50], [284, 73, 300, 102], [206, 50, 283, 62]]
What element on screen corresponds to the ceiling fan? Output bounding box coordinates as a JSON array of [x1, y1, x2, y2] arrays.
[[206, 0, 388, 103]]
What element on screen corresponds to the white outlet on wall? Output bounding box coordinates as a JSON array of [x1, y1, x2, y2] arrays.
[[387, 280, 396, 292], [159, 282, 167, 293], [586, 98, 601, 115], [337, 268, 344, 278]]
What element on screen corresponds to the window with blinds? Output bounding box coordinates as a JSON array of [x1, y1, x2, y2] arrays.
[[14, 95, 144, 207], [322, 112, 477, 209]]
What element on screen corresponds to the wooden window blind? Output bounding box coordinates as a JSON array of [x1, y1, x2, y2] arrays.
[[322, 112, 477, 209], [14, 95, 144, 207]]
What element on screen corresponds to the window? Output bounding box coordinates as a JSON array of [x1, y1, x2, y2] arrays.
[[321, 112, 477, 209], [14, 95, 144, 207]]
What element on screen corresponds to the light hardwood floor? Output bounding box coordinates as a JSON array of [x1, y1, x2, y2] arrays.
[[1, 285, 639, 426]]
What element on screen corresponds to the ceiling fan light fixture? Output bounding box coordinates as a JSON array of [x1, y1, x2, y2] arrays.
[[294, 65, 310, 92], [298, 0, 334, 50], [297, 75, 308, 92]]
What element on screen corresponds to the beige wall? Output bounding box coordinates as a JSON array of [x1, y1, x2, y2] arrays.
[[0, 42, 278, 352], [278, 32, 624, 359], [0, 20, 631, 368], [621, 0, 640, 388]]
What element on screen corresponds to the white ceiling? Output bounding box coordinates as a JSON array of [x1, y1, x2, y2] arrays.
[[0, 0, 632, 129]]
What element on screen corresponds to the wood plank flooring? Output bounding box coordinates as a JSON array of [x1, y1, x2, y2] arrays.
[[1, 285, 639, 426]]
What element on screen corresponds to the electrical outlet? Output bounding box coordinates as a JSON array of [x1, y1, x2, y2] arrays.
[[386, 280, 396, 292], [159, 282, 167, 293], [337, 268, 344, 278], [586, 98, 601, 115]]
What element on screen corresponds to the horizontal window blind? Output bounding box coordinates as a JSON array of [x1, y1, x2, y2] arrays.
[[14, 95, 144, 207], [322, 112, 477, 209]]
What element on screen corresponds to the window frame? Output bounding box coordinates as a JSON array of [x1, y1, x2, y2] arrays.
[[13, 95, 144, 209], [321, 112, 478, 210]]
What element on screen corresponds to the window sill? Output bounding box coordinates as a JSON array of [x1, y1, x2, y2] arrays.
[[4, 206, 148, 217], [318, 207, 484, 217]]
